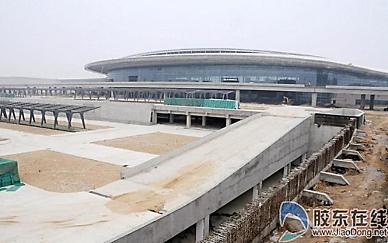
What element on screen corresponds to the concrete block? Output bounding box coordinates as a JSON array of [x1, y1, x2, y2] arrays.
[[349, 143, 366, 151], [302, 189, 334, 205], [343, 149, 365, 161], [332, 159, 361, 172], [320, 171, 350, 185]]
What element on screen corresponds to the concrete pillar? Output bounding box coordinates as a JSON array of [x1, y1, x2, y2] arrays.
[[226, 116, 231, 126], [311, 92, 318, 107], [202, 116, 206, 127], [169, 113, 174, 123], [235, 89, 241, 103], [288, 163, 292, 174], [360, 94, 366, 109], [283, 164, 289, 178], [152, 110, 157, 124], [186, 113, 191, 128], [195, 215, 210, 242], [369, 94, 375, 110], [302, 153, 307, 162], [252, 181, 262, 201], [110, 90, 115, 100]]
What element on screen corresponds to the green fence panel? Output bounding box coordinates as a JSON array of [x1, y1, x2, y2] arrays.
[[203, 99, 238, 109], [164, 98, 238, 109]]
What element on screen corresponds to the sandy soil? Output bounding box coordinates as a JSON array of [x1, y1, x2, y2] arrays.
[[0, 120, 110, 136], [94, 132, 197, 155], [154, 161, 215, 190], [106, 189, 166, 214], [282, 111, 388, 243], [106, 160, 215, 214], [4, 150, 122, 193]]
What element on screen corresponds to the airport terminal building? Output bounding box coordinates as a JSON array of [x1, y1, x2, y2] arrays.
[[86, 48, 388, 105]]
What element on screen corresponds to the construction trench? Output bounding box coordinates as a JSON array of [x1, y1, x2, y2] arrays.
[[201, 119, 357, 243]]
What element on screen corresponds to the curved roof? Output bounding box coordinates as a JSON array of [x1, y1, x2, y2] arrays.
[[85, 48, 388, 79], [125, 48, 323, 59]]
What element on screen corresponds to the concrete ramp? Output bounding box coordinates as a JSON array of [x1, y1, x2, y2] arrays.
[[99, 112, 311, 242]]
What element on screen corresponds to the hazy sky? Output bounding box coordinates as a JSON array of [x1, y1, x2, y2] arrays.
[[1, 0, 387, 79]]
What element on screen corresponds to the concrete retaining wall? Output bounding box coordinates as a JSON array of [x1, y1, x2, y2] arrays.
[[202, 119, 356, 243], [308, 124, 342, 154], [314, 109, 364, 128], [13, 97, 154, 125]]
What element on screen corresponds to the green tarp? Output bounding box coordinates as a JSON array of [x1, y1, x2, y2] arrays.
[[0, 159, 21, 187], [164, 98, 239, 109]]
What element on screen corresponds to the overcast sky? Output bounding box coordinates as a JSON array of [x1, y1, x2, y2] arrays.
[[0, 0, 387, 79]]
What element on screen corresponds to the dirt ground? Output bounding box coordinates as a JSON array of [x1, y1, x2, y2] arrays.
[[274, 111, 388, 243], [0, 119, 110, 136], [4, 150, 122, 193], [94, 132, 197, 155]]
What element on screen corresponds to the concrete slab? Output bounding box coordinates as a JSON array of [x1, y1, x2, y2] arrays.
[[0, 185, 161, 243], [50, 143, 156, 167]]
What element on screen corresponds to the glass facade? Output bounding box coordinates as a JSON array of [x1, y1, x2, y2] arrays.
[[107, 64, 388, 87]]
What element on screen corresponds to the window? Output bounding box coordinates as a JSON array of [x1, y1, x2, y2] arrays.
[[222, 76, 239, 82], [128, 76, 138, 82]]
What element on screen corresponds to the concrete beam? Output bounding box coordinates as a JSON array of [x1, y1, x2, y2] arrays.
[[302, 189, 334, 205], [195, 215, 209, 242], [8, 82, 388, 96], [320, 171, 350, 185], [332, 159, 361, 172], [343, 149, 365, 161]]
